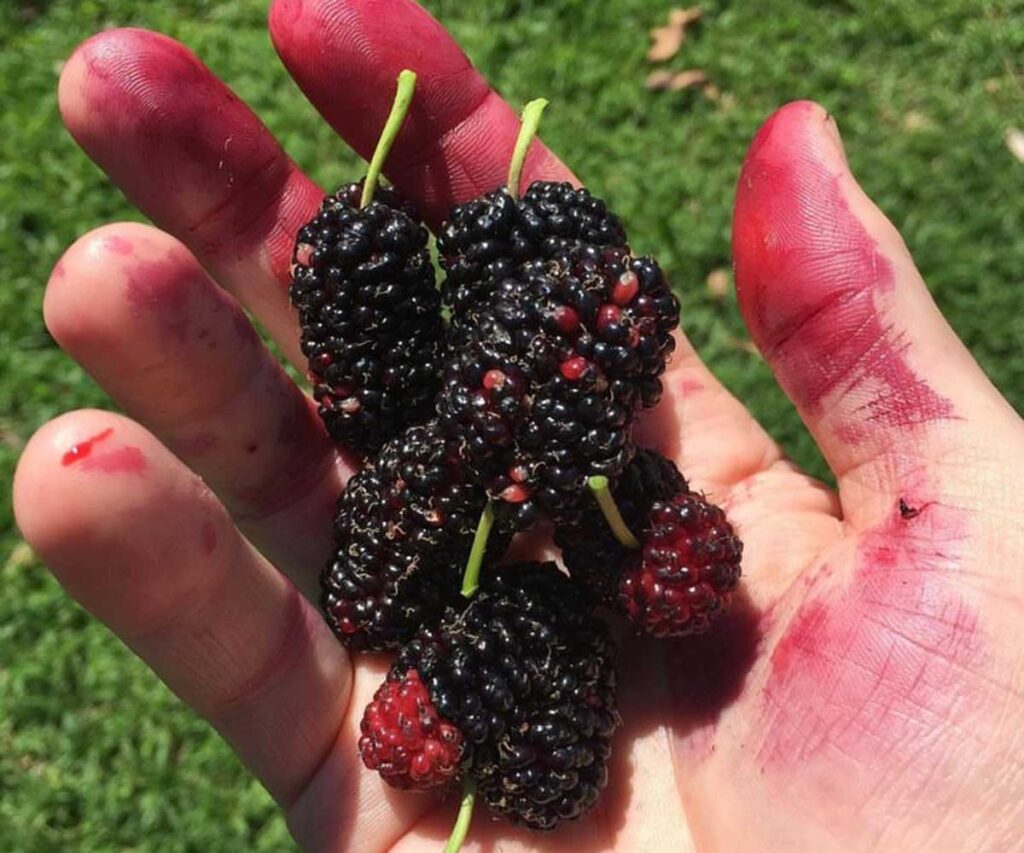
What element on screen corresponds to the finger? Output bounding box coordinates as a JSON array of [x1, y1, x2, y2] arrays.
[[44, 223, 353, 595], [732, 101, 1023, 523], [58, 28, 323, 368], [12, 410, 350, 812], [269, 0, 575, 226]]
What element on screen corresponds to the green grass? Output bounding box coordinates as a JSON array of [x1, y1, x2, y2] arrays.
[[2, 0, 1022, 847]]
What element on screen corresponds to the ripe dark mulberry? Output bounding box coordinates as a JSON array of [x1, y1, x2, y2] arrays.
[[620, 492, 743, 637], [555, 448, 686, 602], [320, 420, 510, 651], [362, 563, 620, 830], [291, 181, 444, 455], [558, 450, 743, 637], [438, 181, 628, 317]]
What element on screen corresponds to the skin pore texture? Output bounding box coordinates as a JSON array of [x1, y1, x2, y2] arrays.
[[12, 1, 1024, 850]]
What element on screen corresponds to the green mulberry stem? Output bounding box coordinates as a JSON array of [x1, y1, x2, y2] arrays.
[[506, 98, 549, 197], [460, 502, 495, 599], [360, 69, 417, 208], [443, 776, 477, 853], [588, 475, 641, 549]]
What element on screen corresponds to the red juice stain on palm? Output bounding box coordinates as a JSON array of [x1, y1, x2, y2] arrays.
[[732, 102, 954, 436], [757, 501, 984, 777], [676, 378, 706, 396], [62, 428, 113, 465]]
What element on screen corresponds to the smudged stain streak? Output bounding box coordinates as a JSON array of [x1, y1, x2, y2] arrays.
[[63, 428, 147, 475], [732, 101, 955, 437], [80, 446, 147, 474], [123, 253, 196, 343], [62, 427, 113, 465], [177, 432, 219, 457], [758, 502, 983, 772]]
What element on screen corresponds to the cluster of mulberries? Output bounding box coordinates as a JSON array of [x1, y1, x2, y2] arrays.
[[438, 181, 627, 316], [291, 87, 743, 838]]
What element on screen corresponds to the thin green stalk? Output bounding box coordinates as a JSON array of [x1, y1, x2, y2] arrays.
[[588, 475, 641, 549], [443, 777, 477, 853], [360, 69, 417, 207], [506, 98, 549, 197], [460, 502, 494, 598]]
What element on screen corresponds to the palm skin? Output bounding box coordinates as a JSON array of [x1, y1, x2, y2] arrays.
[[12, 2, 1024, 850]]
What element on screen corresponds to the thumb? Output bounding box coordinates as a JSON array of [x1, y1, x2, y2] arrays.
[[732, 101, 1022, 526]]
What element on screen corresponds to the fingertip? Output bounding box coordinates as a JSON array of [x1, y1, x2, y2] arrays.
[[45, 223, 186, 346], [47, 221, 192, 293], [14, 410, 233, 630], [741, 100, 835, 165], [57, 28, 112, 133], [733, 101, 916, 357], [14, 410, 135, 565], [59, 29, 172, 141]]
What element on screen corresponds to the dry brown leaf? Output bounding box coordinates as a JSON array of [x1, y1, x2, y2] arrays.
[[4, 541, 35, 572], [902, 110, 931, 132], [669, 7, 703, 27], [668, 69, 708, 90], [645, 70, 677, 91], [706, 268, 731, 299], [648, 24, 685, 62], [646, 69, 709, 92], [1005, 128, 1024, 162], [647, 6, 702, 63], [702, 83, 721, 101]]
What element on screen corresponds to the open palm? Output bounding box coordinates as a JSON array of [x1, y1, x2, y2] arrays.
[[14, 1, 1024, 850]]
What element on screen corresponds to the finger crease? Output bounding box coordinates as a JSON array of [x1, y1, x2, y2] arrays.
[[203, 583, 312, 724]]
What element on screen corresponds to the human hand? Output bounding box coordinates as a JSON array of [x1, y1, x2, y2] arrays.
[[13, 1, 1024, 850]]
